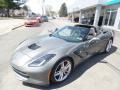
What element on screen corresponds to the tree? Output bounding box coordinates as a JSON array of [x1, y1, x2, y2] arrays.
[[5, 0, 20, 16], [46, 5, 53, 16], [0, 0, 6, 8], [0, 0, 20, 17], [22, 5, 28, 11], [59, 3, 68, 17]]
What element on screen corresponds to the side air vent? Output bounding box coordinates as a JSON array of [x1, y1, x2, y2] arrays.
[[28, 43, 40, 50]]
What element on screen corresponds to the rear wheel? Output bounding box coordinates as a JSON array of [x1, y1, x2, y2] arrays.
[[50, 58, 73, 83], [105, 39, 113, 53]]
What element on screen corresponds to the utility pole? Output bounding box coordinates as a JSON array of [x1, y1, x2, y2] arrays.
[[42, 0, 45, 16]]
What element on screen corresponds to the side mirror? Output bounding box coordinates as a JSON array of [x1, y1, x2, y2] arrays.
[[55, 28, 58, 31]]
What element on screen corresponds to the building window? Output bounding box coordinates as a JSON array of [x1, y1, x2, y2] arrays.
[[104, 9, 117, 26], [109, 11, 117, 26], [104, 11, 110, 25]]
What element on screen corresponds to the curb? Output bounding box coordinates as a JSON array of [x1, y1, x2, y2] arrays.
[[0, 24, 24, 36], [12, 24, 24, 30]]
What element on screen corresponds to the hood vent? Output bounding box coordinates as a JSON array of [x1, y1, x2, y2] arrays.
[[28, 43, 40, 50]]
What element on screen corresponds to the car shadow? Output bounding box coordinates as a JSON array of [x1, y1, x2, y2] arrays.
[[23, 46, 117, 90]]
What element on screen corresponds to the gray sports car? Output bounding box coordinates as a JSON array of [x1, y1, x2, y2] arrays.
[[11, 25, 114, 85]]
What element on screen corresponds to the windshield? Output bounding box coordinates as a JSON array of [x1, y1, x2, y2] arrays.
[[52, 26, 89, 42]]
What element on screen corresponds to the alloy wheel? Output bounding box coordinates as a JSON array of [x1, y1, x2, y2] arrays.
[[54, 60, 72, 82], [106, 39, 112, 52]]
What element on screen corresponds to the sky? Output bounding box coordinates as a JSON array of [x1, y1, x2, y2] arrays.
[[25, 0, 76, 14]]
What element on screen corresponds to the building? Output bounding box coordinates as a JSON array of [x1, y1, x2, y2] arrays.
[[68, 0, 120, 30]]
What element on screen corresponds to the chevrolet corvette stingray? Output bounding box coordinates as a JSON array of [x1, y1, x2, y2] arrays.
[[11, 25, 114, 85]]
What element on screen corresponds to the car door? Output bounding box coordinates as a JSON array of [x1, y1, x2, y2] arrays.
[[74, 41, 90, 59], [85, 36, 101, 55], [74, 35, 101, 59], [96, 31, 111, 51]]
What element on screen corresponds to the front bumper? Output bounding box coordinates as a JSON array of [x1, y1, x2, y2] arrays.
[[11, 64, 51, 85], [24, 22, 39, 27]]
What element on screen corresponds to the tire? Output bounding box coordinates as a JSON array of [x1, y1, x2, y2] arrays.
[[50, 58, 73, 83], [104, 39, 113, 53]]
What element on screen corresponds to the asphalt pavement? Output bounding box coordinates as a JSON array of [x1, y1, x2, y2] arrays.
[[0, 19, 120, 90], [0, 19, 25, 35]]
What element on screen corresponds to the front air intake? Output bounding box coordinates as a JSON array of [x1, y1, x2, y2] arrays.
[[28, 43, 40, 50]]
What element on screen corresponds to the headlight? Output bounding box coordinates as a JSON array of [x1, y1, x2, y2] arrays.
[[28, 54, 56, 67]]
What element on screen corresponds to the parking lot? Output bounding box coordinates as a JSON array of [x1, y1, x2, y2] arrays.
[[0, 19, 120, 90]]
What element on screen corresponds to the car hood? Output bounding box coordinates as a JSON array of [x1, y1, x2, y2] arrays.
[[11, 35, 75, 66], [20, 36, 73, 57]]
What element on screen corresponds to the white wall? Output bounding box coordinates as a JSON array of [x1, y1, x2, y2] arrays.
[[68, 0, 107, 13]]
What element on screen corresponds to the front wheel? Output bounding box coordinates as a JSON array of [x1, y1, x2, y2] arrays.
[[50, 58, 73, 83], [105, 39, 113, 53]]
